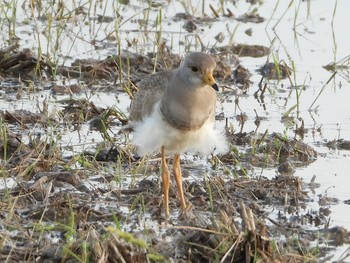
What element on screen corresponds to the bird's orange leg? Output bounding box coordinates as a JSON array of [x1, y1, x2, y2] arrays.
[[173, 154, 187, 210], [161, 146, 170, 218]]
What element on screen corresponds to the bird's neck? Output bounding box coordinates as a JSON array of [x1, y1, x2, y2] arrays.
[[160, 78, 216, 131]]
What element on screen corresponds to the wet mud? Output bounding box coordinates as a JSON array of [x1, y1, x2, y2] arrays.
[[1, 1, 350, 262]]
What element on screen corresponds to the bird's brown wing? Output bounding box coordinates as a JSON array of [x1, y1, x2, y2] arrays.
[[129, 70, 175, 122]]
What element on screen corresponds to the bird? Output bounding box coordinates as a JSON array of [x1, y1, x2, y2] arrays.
[[129, 52, 228, 218]]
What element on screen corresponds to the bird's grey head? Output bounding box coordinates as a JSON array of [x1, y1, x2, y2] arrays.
[[177, 52, 218, 91]]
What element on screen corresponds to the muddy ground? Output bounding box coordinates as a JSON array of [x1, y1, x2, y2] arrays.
[[1, 43, 348, 263], [1, 1, 350, 262]]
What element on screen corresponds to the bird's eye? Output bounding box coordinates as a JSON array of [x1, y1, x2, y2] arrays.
[[190, 66, 198, 72]]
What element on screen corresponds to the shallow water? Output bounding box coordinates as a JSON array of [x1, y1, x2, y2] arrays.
[[1, 0, 350, 260]]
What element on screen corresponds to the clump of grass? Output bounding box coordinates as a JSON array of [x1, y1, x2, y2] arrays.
[[1, 0, 18, 43], [0, 119, 9, 162], [171, 201, 283, 262], [153, 8, 163, 72]]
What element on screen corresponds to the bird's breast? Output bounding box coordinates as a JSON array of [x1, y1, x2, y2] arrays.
[[160, 87, 216, 131]]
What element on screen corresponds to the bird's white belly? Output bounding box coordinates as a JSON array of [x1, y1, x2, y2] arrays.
[[132, 102, 228, 156]]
